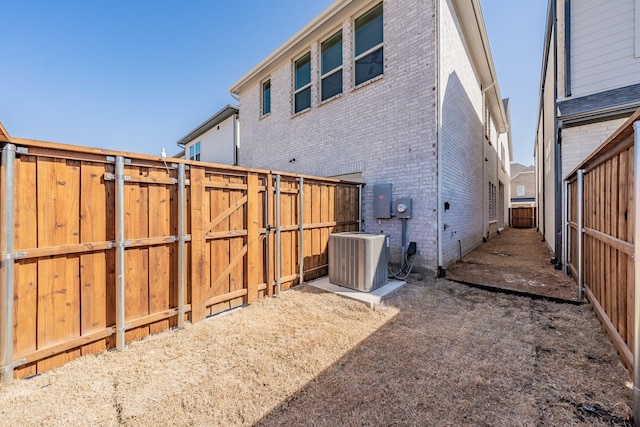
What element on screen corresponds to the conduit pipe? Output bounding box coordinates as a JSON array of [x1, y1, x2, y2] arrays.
[[358, 184, 363, 232], [0, 144, 16, 384], [633, 121, 640, 425]]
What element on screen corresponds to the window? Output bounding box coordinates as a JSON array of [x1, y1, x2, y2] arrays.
[[189, 141, 201, 161], [354, 3, 383, 86], [294, 52, 311, 113], [516, 185, 525, 197], [262, 80, 271, 116], [489, 183, 497, 221], [321, 31, 343, 101], [484, 108, 491, 141]]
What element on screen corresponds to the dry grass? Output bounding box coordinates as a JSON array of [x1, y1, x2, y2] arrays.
[[0, 278, 632, 426]]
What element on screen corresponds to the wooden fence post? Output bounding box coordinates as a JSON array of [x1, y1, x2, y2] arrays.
[[246, 173, 260, 303], [189, 167, 206, 322]]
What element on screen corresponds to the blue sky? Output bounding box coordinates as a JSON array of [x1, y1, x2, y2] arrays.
[[0, 1, 546, 166]]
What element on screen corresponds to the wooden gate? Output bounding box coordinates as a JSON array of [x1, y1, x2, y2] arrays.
[[510, 207, 536, 228]]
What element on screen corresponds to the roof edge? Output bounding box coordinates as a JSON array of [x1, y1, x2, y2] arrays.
[[229, 0, 354, 95], [452, 0, 508, 133], [0, 121, 11, 143], [176, 104, 239, 147]]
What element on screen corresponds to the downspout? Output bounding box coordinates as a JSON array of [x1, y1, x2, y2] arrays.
[[231, 92, 240, 166], [553, 0, 563, 269], [233, 114, 239, 166], [564, 0, 572, 97], [436, 0, 445, 277], [541, 108, 546, 241]]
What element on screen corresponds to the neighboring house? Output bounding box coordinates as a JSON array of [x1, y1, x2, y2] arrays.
[[510, 163, 535, 207], [229, 0, 511, 274], [535, 0, 640, 267], [176, 105, 239, 165]]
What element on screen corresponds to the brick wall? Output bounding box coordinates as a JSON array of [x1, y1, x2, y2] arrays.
[[236, 0, 501, 272], [237, 0, 439, 270], [439, 0, 493, 266]]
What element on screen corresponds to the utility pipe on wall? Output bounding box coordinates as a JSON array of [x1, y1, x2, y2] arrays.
[[0, 144, 16, 384], [358, 184, 363, 232], [633, 121, 640, 425]]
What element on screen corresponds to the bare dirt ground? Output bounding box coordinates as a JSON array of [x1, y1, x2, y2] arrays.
[[0, 277, 631, 426], [446, 228, 578, 301]]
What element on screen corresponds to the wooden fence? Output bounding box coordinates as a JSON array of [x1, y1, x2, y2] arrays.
[[0, 138, 361, 382], [565, 110, 640, 370], [509, 207, 537, 228]]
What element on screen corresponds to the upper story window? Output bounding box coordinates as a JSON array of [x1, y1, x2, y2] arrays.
[[354, 3, 383, 86], [321, 31, 343, 101], [189, 141, 201, 161], [294, 52, 312, 113], [516, 185, 525, 197], [262, 80, 271, 116]]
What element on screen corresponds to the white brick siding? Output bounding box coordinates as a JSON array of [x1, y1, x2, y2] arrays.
[[237, 0, 439, 270], [438, 0, 485, 266], [235, 0, 508, 272]]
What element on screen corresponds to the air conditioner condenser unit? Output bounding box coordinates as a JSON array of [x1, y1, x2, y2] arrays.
[[328, 232, 388, 292]]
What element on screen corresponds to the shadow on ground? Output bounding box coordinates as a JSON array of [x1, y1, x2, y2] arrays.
[[256, 280, 631, 426], [446, 228, 578, 301]]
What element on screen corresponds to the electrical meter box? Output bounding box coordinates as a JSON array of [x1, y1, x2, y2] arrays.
[[394, 198, 413, 219], [373, 184, 392, 219]]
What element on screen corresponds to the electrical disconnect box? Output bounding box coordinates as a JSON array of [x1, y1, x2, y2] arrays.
[[373, 184, 392, 219], [394, 198, 413, 219]]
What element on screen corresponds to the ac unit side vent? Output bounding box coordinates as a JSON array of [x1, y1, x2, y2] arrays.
[[329, 232, 388, 292]]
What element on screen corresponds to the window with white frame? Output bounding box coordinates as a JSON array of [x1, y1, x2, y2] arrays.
[[189, 141, 201, 161], [516, 185, 525, 197], [489, 182, 497, 221], [262, 80, 271, 116], [354, 3, 383, 86], [321, 31, 343, 101], [294, 52, 311, 113]]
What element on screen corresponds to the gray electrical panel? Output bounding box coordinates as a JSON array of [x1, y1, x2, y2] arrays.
[[394, 198, 413, 219], [373, 184, 392, 219]]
